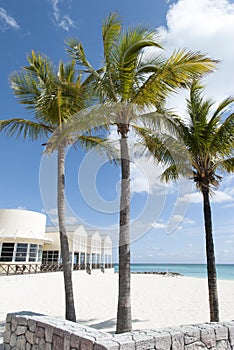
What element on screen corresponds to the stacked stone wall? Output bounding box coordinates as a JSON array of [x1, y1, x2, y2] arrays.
[[3, 312, 234, 349]]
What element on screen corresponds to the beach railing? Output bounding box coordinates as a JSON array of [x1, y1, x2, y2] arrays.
[[0, 262, 114, 275], [0, 263, 41, 275]]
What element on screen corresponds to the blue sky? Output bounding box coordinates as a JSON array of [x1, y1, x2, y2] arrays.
[[0, 0, 234, 263]]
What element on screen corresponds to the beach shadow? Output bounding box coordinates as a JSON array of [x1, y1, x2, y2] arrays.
[[89, 318, 116, 331], [82, 317, 147, 334]]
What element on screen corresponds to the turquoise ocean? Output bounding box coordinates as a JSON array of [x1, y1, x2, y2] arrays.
[[114, 263, 234, 280]]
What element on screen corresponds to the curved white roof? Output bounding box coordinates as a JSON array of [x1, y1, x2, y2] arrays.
[[0, 209, 49, 242]]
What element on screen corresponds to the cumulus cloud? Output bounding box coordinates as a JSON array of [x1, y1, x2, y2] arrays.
[[171, 214, 195, 225], [152, 221, 166, 229], [179, 190, 233, 204], [50, 0, 75, 31], [131, 156, 173, 195], [0, 7, 19, 31], [161, 0, 234, 114]]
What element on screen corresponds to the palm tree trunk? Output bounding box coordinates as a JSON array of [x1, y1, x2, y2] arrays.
[[116, 134, 132, 334], [202, 187, 219, 322], [57, 143, 76, 322]]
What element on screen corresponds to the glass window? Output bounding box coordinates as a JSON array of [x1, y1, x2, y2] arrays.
[[80, 253, 85, 264], [29, 244, 37, 262], [0, 243, 15, 262], [42, 250, 59, 264], [53, 251, 59, 263], [15, 243, 28, 262], [42, 251, 48, 264], [73, 253, 79, 264]]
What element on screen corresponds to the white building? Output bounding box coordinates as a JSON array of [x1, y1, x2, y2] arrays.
[[0, 209, 49, 264], [0, 209, 113, 274], [43, 225, 88, 269]]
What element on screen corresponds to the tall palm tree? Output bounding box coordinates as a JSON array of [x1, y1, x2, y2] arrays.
[[0, 51, 108, 322], [143, 81, 234, 322], [66, 13, 217, 332]]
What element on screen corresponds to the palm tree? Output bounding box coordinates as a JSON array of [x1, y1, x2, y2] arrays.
[[66, 13, 217, 332], [143, 81, 234, 322], [0, 51, 107, 322]]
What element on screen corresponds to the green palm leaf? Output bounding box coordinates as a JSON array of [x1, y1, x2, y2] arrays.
[[0, 118, 53, 140]]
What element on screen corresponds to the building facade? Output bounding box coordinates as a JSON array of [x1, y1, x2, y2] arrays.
[[0, 209, 113, 274]]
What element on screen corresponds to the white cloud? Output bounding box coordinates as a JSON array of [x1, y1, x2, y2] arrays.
[[152, 221, 166, 229], [108, 125, 174, 195], [0, 7, 19, 31], [50, 0, 75, 31], [211, 191, 233, 203], [161, 0, 234, 114], [170, 214, 195, 225], [179, 190, 233, 204], [131, 158, 171, 194]]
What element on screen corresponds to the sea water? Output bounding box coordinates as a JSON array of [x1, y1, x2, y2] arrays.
[[114, 263, 234, 280]]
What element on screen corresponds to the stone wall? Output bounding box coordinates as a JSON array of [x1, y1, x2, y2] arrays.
[[3, 311, 234, 349]]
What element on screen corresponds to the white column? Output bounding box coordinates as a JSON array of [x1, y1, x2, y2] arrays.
[[26, 244, 30, 263], [12, 243, 17, 262]]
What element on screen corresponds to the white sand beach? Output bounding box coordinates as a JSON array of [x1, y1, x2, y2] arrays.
[[0, 271, 234, 342]]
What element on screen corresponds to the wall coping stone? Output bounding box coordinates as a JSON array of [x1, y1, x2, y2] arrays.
[[3, 311, 234, 349]]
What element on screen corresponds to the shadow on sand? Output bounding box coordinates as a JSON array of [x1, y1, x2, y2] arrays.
[[79, 317, 146, 334]]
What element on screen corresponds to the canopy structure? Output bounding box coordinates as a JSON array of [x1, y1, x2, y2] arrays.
[[43, 225, 88, 266], [0, 209, 49, 243], [101, 234, 112, 267], [87, 230, 102, 267]]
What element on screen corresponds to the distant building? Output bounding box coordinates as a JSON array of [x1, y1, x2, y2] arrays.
[[0, 209, 113, 274]]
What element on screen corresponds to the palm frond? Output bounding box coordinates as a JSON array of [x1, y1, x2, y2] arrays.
[[211, 96, 234, 121], [75, 135, 119, 164], [160, 165, 180, 182], [210, 112, 234, 154], [216, 157, 234, 173], [134, 49, 218, 106], [66, 39, 98, 77], [102, 12, 122, 62], [0, 118, 53, 141]]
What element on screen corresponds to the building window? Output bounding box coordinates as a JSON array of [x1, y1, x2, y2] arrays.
[[29, 244, 37, 262], [42, 250, 59, 264], [0, 242, 15, 262], [15, 243, 28, 262], [80, 253, 85, 264], [73, 252, 79, 264]]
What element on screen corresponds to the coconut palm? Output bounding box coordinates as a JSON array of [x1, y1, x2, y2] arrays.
[[0, 51, 110, 322], [142, 81, 234, 322], [66, 13, 217, 332]]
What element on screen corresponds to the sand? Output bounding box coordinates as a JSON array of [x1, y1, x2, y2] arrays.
[[0, 270, 234, 342]]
